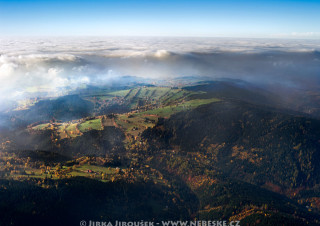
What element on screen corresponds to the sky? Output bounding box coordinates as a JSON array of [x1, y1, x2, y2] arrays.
[[0, 0, 320, 38]]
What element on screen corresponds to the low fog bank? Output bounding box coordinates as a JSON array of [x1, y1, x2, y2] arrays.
[[0, 37, 320, 112]]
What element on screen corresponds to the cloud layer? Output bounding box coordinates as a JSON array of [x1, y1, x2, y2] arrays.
[[0, 37, 320, 108]]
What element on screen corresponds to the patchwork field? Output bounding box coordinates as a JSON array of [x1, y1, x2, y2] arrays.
[[30, 86, 211, 141]]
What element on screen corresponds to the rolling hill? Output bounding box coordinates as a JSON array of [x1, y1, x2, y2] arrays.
[[142, 100, 320, 190]]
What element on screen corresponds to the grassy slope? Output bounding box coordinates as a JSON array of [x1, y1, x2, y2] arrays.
[[78, 118, 102, 132], [116, 98, 220, 138]]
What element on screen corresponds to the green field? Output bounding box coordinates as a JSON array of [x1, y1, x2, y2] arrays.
[[57, 124, 68, 139], [137, 98, 221, 118], [81, 86, 204, 113], [116, 114, 157, 137], [73, 164, 117, 174], [124, 87, 189, 103], [108, 89, 131, 97], [65, 123, 80, 137], [96, 89, 132, 101], [32, 118, 103, 138], [33, 123, 50, 130], [78, 118, 102, 132], [68, 164, 123, 181], [116, 98, 220, 138]]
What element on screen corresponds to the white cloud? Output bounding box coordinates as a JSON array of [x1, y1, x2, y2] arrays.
[[0, 62, 17, 77], [48, 67, 64, 76], [271, 32, 320, 39], [0, 36, 319, 107], [154, 50, 171, 58]]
